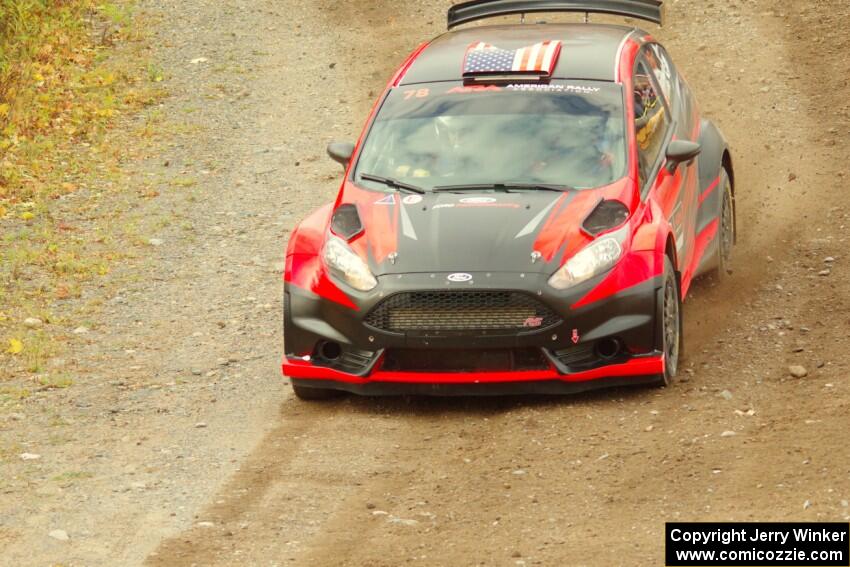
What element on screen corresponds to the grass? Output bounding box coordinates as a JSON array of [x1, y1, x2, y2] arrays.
[[52, 470, 93, 483], [0, 386, 31, 404], [0, 0, 167, 381], [39, 373, 73, 389], [169, 176, 197, 188]]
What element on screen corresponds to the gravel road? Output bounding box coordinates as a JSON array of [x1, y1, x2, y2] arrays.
[[1, 1, 849, 565]]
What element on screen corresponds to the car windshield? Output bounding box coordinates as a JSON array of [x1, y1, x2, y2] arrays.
[[354, 81, 626, 191]]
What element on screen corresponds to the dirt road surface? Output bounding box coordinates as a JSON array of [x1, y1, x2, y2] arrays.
[[1, 1, 849, 565]]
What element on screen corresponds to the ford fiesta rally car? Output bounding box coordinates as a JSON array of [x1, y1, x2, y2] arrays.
[[282, 0, 736, 399]]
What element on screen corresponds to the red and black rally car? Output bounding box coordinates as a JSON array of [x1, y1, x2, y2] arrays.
[[282, 0, 735, 399]]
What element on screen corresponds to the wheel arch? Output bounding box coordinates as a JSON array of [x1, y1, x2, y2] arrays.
[[721, 150, 735, 194], [664, 232, 683, 291], [697, 119, 730, 187], [696, 119, 734, 251], [721, 150, 737, 244], [285, 204, 334, 268], [664, 234, 677, 265]]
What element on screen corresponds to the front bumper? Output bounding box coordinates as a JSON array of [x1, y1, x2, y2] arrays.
[[283, 271, 665, 395], [283, 355, 663, 396]]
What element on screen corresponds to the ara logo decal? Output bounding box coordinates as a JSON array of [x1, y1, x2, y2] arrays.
[[459, 197, 497, 204], [402, 194, 423, 205], [447, 273, 473, 283], [447, 85, 503, 94], [375, 194, 396, 205], [571, 329, 580, 344], [523, 316, 544, 328]]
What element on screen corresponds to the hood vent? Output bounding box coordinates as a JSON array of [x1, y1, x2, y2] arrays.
[[331, 204, 363, 241]]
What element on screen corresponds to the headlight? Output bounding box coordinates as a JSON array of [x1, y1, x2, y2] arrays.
[[322, 236, 377, 291], [548, 224, 629, 290]]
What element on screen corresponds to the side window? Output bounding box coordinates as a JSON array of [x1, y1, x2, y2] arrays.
[[633, 58, 670, 187], [644, 44, 676, 104]]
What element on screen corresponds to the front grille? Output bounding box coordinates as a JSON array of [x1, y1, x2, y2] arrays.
[[364, 291, 561, 334], [382, 348, 549, 372]]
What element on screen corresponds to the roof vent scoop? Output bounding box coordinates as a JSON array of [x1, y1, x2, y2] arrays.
[[463, 40, 562, 81]]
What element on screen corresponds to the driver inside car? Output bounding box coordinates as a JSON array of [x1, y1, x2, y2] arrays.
[[394, 115, 462, 179]]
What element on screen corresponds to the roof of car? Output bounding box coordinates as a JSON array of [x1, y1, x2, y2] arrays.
[[399, 23, 642, 86]]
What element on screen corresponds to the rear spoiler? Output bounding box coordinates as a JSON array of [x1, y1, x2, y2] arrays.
[[448, 0, 663, 29]]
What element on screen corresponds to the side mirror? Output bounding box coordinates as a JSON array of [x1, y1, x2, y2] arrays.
[[327, 141, 355, 168], [665, 140, 701, 173]]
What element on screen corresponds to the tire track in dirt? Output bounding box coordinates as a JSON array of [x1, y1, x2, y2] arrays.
[[296, 393, 655, 567], [146, 401, 410, 565], [146, 1, 850, 566]]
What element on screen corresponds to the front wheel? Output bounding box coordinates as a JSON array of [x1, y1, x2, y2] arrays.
[[657, 255, 682, 387]]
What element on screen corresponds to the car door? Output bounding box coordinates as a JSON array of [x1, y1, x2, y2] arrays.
[[633, 46, 699, 283], [644, 44, 702, 287]]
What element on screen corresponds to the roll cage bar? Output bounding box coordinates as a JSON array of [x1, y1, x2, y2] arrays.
[[447, 0, 663, 29]]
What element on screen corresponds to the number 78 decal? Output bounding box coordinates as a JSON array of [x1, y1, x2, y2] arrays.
[[403, 88, 430, 100]]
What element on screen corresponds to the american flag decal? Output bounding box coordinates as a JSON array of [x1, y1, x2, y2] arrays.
[[463, 40, 563, 77]]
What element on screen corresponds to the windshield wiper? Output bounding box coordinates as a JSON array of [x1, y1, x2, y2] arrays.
[[432, 182, 572, 193], [359, 173, 426, 195]]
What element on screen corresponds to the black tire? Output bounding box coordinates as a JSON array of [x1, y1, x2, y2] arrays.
[[711, 168, 735, 278], [657, 255, 682, 387], [291, 381, 342, 401]]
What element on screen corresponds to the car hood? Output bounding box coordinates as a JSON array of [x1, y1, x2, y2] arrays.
[[339, 179, 634, 277]]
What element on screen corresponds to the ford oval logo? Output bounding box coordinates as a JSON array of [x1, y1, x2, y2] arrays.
[[447, 273, 473, 283]]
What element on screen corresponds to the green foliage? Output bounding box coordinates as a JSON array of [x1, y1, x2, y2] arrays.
[[0, 1, 94, 145], [0, 0, 163, 381], [98, 1, 132, 26], [0, 1, 154, 200]]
